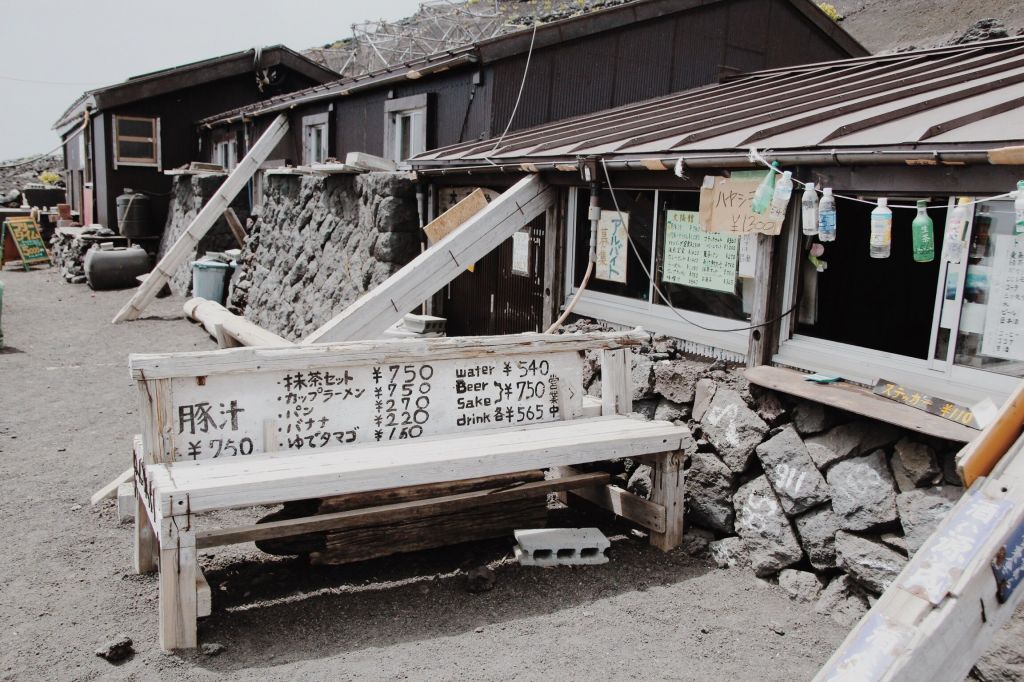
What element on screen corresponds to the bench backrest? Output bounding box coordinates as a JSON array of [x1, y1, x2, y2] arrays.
[[130, 329, 645, 463]]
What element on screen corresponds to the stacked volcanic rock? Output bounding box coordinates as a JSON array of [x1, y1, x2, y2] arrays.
[[50, 225, 117, 283]]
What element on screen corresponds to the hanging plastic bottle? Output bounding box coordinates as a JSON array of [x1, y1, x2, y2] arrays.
[[1015, 180, 1024, 235], [801, 183, 818, 236], [869, 198, 892, 259], [912, 200, 935, 263], [818, 187, 836, 242], [942, 197, 971, 263], [751, 162, 779, 215], [767, 171, 794, 222]]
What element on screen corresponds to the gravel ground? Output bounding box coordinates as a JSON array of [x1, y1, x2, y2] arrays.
[[0, 267, 850, 681]]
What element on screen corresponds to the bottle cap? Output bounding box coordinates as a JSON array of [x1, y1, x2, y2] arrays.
[[823, 187, 833, 195], [878, 198, 887, 207], [917, 200, 928, 208], [806, 182, 816, 191], [781, 171, 792, 181]]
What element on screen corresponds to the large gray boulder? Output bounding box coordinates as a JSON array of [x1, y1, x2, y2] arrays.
[[827, 450, 898, 531], [755, 425, 831, 515], [708, 536, 749, 569], [806, 420, 901, 472], [897, 486, 962, 554], [891, 437, 941, 492], [652, 360, 700, 404], [794, 505, 841, 570], [815, 575, 870, 627], [654, 398, 689, 423], [733, 476, 803, 576], [686, 452, 735, 533], [701, 388, 769, 473], [692, 378, 716, 421], [835, 531, 908, 595], [631, 355, 656, 400], [778, 569, 825, 604], [791, 401, 837, 436]]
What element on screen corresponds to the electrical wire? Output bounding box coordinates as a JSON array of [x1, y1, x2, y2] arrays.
[[600, 158, 799, 334], [0, 74, 101, 86], [0, 117, 89, 170], [483, 21, 538, 163]]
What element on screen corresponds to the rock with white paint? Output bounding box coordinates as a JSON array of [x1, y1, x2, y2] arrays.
[[755, 425, 831, 515], [897, 486, 962, 554], [686, 452, 735, 533], [701, 388, 769, 473], [778, 569, 825, 604], [794, 505, 841, 570], [891, 437, 941, 492], [835, 531, 907, 595], [827, 450, 898, 531], [815, 575, 870, 627], [708, 536, 749, 569], [733, 476, 803, 576], [652, 360, 700, 404], [692, 378, 717, 421], [806, 420, 901, 471]]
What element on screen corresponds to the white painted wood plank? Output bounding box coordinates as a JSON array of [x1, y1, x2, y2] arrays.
[[302, 174, 555, 344], [112, 114, 288, 323]]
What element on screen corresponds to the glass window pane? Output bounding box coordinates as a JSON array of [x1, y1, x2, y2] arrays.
[[117, 118, 154, 138], [399, 114, 412, 161], [953, 199, 1024, 377], [573, 188, 654, 301], [117, 140, 155, 161]]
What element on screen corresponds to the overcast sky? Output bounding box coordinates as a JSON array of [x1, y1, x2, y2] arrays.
[[0, 0, 423, 160]]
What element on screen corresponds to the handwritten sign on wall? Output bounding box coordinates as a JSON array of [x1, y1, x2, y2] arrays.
[[699, 171, 783, 236], [662, 210, 738, 293], [981, 234, 1024, 361], [596, 210, 628, 283]]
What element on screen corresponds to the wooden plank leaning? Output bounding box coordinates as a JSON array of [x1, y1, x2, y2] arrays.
[[112, 114, 288, 324], [301, 174, 555, 344]]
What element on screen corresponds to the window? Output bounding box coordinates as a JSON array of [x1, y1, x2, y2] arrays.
[[566, 188, 753, 357], [113, 115, 159, 168], [213, 139, 237, 171], [302, 113, 330, 165], [384, 94, 428, 163]]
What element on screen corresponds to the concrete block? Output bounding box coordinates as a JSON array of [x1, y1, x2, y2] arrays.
[[117, 482, 135, 523], [514, 528, 609, 566]]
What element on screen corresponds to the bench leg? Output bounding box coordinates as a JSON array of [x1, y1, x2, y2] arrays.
[[158, 522, 198, 650], [650, 451, 684, 551], [134, 494, 158, 574]]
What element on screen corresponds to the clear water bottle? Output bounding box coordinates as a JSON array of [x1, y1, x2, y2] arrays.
[[801, 183, 818, 236], [869, 198, 892, 258], [912, 200, 935, 263], [1016, 180, 1024, 235], [943, 197, 971, 263], [767, 171, 793, 222], [818, 187, 836, 242], [751, 162, 779, 215]]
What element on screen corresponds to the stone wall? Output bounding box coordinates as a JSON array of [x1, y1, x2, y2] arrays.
[[227, 172, 420, 341], [157, 174, 249, 296], [50, 225, 117, 283]]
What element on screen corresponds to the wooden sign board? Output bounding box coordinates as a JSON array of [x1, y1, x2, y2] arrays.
[[872, 378, 983, 430], [1, 217, 51, 270], [699, 171, 783, 236], [424, 188, 488, 244], [137, 349, 585, 461], [596, 210, 628, 282]]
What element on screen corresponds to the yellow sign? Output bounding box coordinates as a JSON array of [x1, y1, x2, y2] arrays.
[[2, 217, 51, 270], [699, 171, 783, 236]]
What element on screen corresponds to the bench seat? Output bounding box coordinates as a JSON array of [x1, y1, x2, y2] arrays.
[[141, 415, 690, 519]]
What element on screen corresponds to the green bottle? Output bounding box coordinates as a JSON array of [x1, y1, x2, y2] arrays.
[[912, 200, 934, 263], [751, 162, 779, 215]]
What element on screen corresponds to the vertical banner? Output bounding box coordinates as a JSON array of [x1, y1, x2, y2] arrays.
[[596, 210, 628, 283]]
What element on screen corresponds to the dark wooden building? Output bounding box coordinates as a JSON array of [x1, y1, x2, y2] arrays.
[[198, 0, 865, 173], [53, 46, 338, 230]]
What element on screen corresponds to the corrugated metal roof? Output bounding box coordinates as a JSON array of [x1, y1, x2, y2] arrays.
[[410, 35, 1024, 169]]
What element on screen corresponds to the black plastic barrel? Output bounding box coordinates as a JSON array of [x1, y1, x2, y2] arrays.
[[116, 189, 153, 238], [84, 246, 151, 290]]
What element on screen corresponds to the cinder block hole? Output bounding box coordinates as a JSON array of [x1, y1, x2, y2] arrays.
[[557, 548, 575, 559], [580, 547, 600, 558], [533, 549, 553, 560]]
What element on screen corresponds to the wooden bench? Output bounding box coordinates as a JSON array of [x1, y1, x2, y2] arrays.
[[129, 330, 690, 650]]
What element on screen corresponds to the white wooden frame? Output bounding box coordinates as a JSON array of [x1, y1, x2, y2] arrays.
[[383, 94, 428, 164], [301, 112, 330, 166], [112, 114, 160, 169]]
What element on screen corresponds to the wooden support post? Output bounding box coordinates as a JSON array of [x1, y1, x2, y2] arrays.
[[600, 348, 631, 416], [649, 450, 685, 551], [222, 208, 247, 248], [113, 114, 288, 323], [134, 495, 158, 574], [302, 175, 555, 344], [159, 519, 197, 650], [746, 233, 776, 368], [183, 298, 289, 347]]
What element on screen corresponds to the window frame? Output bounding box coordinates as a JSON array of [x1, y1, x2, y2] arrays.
[[213, 138, 238, 171], [112, 114, 160, 169], [301, 112, 330, 166], [384, 94, 428, 164], [563, 187, 751, 359]]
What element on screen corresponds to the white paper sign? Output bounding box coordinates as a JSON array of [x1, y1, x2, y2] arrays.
[[981, 234, 1024, 360], [738, 234, 757, 279], [596, 210, 628, 283], [512, 229, 531, 276], [662, 210, 738, 293]]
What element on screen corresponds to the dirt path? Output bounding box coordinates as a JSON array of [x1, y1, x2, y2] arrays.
[[0, 268, 850, 681]]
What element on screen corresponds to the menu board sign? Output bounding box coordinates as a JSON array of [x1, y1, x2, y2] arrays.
[[662, 210, 738, 293], [981, 234, 1024, 361]]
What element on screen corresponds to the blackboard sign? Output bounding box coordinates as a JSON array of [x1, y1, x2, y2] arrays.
[[1, 217, 51, 270], [872, 378, 982, 429]]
